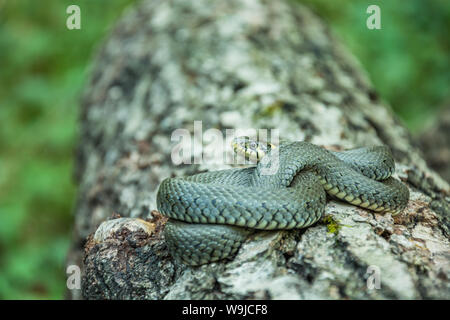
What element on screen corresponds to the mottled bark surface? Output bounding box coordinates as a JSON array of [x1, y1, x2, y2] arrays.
[[68, 0, 449, 299], [418, 106, 450, 183]]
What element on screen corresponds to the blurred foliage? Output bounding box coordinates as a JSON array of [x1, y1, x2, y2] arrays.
[[301, 0, 450, 132], [0, 0, 447, 299], [0, 0, 136, 299]]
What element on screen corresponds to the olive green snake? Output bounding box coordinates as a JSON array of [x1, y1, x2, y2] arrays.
[[157, 137, 409, 265]]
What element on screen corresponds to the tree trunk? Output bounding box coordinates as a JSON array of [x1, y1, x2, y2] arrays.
[[67, 0, 449, 300], [418, 106, 450, 182]]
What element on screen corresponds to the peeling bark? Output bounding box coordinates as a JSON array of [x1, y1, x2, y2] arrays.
[[68, 0, 449, 300]]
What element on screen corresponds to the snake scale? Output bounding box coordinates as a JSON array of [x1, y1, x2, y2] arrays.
[[157, 137, 409, 265]]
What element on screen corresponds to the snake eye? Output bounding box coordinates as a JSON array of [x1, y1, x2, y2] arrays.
[[250, 142, 257, 150]]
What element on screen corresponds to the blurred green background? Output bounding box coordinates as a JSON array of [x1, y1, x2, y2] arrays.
[[0, 0, 448, 299]]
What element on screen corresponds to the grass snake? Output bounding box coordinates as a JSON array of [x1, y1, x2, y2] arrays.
[[157, 137, 409, 265]]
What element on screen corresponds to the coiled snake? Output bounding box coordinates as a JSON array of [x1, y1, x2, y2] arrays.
[[157, 137, 409, 265]]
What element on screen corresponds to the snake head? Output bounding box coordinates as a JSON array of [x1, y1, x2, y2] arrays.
[[231, 136, 275, 162]]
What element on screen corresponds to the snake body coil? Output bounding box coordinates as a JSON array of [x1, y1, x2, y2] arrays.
[[157, 139, 409, 265]]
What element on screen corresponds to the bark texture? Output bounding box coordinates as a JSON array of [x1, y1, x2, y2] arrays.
[[68, 0, 450, 300], [418, 106, 450, 182]]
